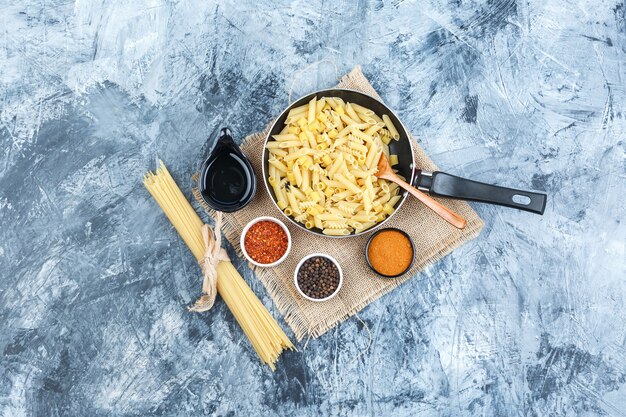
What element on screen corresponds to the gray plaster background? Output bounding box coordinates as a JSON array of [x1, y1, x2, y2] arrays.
[[1, 0, 625, 416]]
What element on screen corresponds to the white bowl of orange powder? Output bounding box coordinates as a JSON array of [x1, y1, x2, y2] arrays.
[[241, 216, 292, 267]]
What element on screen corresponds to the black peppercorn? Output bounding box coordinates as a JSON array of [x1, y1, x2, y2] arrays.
[[296, 256, 341, 300]]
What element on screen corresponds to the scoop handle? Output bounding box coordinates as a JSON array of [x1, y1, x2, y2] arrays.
[[422, 171, 547, 215], [384, 174, 467, 229]]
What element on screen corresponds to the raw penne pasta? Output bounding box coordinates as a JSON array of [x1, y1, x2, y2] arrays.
[[268, 158, 288, 173], [382, 114, 400, 140], [388, 195, 401, 207], [335, 173, 362, 195], [277, 199, 288, 210], [352, 213, 377, 223], [322, 178, 344, 188], [327, 153, 344, 178], [268, 164, 278, 180], [364, 122, 385, 136], [365, 147, 381, 170], [283, 151, 305, 162], [272, 183, 285, 202], [324, 221, 349, 229], [363, 191, 372, 213], [361, 115, 377, 125], [301, 169, 310, 193], [340, 113, 360, 126], [315, 97, 326, 114], [293, 163, 303, 187], [268, 148, 288, 157], [374, 193, 392, 206], [350, 103, 375, 116], [369, 112, 383, 124], [381, 143, 390, 159], [314, 215, 324, 229], [364, 175, 375, 200], [272, 133, 299, 141], [290, 186, 307, 201], [355, 221, 377, 233], [345, 103, 363, 123], [266, 141, 283, 149], [305, 131, 317, 148], [323, 228, 350, 236], [333, 97, 346, 108], [287, 192, 301, 214], [287, 104, 308, 118], [350, 169, 371, 179], [316, 213, 345, 221], [312, 169, 320, 188], [337, 125, 352, 138], [331, 189, 356, 201], [346, 219, 363, 229]]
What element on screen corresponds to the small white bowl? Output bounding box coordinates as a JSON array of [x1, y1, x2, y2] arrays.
[[240, 216, 292, 267], [293, 253, 343, 302]]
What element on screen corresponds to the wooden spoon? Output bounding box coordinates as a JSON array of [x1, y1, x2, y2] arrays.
[[376, 154, 467, 229]]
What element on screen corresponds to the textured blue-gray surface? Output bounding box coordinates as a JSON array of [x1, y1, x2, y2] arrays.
[[1, 0, 625, 416]]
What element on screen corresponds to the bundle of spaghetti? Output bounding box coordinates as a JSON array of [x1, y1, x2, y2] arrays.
[[144, 161, 294, 370]]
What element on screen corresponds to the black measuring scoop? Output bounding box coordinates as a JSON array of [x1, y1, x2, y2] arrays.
[[412, 169, 547, 214], [199, 127, 256, 212]]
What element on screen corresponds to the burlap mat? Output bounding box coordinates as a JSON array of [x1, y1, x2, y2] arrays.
[[193, 66, 484, 341]]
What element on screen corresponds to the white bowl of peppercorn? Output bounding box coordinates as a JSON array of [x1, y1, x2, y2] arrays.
[[241, 216, 291, 267], [294, 253, 343, 302]]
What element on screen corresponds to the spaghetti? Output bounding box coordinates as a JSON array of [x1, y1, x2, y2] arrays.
[[144, 161, 294, 370]]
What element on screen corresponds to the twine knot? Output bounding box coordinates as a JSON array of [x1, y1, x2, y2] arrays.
[[189, 212, 230, 312]]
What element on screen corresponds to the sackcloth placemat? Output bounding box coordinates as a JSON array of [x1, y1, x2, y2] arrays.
[[192, 66, 484, 341]]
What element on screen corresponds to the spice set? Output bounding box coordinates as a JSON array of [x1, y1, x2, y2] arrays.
[[239, 215, 414, 302], [239, 216, 346, 302]]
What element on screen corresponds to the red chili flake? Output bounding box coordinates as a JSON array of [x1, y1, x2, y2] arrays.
[[244, 221, 288, 264]]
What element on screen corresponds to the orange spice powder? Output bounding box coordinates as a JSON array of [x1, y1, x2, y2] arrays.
[[367, 230, 414, 276]]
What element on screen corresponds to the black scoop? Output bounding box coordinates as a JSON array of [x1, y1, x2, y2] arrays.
[[199, 128, 256, 212]]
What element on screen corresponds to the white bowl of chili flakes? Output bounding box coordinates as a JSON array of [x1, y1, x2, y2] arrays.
[[241, 216, 291, 267]]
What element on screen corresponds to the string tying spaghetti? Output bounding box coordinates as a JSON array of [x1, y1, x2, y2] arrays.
[[189, 211, 230, 312]]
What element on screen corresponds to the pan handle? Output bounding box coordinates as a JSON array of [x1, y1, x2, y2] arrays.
[[412, 170, 547, 215]]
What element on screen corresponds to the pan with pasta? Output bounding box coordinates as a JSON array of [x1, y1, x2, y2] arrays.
[[262, 89, 415, 237]]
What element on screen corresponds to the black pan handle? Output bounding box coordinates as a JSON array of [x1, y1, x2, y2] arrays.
[[414, 170, 547, 214]]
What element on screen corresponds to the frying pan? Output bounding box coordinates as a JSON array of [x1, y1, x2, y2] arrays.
[[262, 89, 546, 237]]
